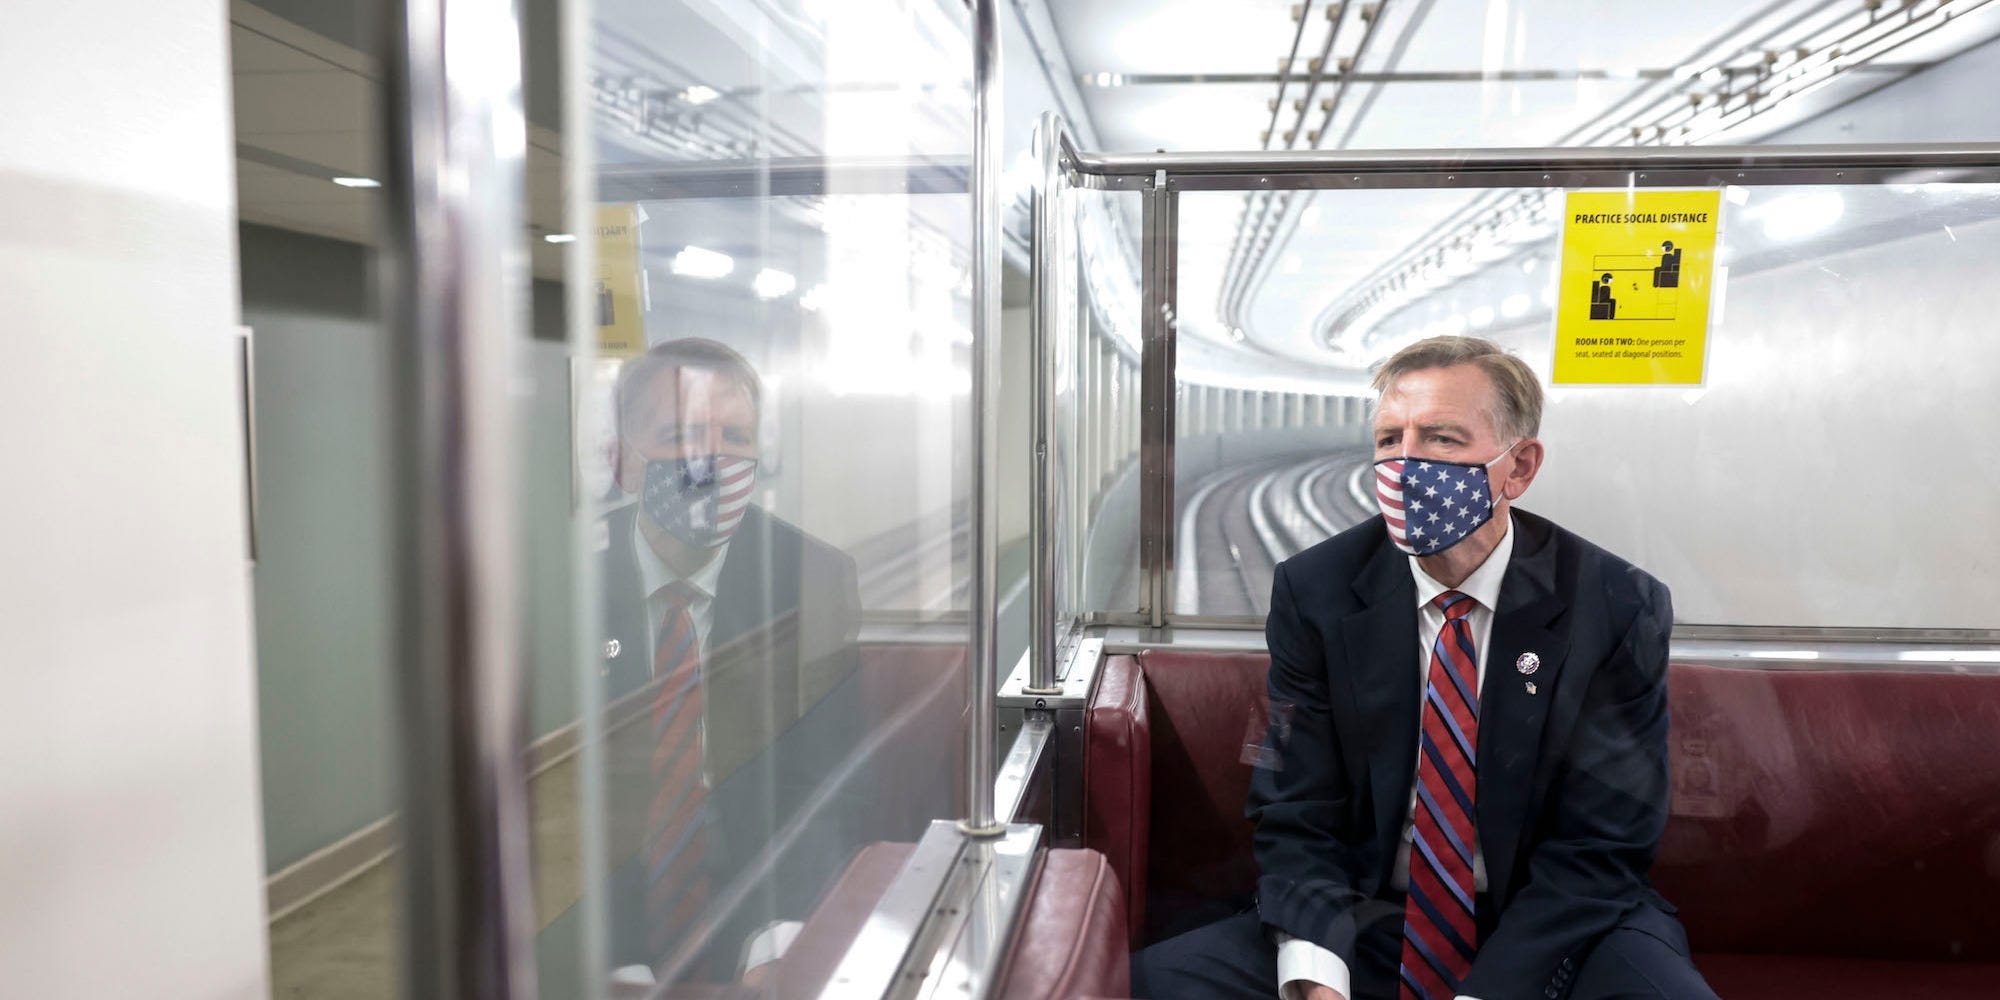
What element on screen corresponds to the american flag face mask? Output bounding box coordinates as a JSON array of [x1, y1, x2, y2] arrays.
[[641, 454, 758, 549], [1373, 442, 1517, 556]]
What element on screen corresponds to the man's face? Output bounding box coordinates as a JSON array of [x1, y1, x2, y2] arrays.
[[617, 365, 758, 494], [1372, 364, 1541, 509], [1373, 364, 1507, 464]]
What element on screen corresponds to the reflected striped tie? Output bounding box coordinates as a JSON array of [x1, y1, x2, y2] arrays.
[[645, 581, 712, 961], [1400, 590, 1481, 1000]]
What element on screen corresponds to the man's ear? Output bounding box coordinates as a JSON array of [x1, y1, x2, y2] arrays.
[[1500, 438, 1544, 501], [614, 437, 643, 495]]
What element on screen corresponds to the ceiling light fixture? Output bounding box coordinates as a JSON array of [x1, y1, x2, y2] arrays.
[[672, 245, 734, 279], [681, 84, 720, 105], [1751, 191, 1844, 242], [543, 233, 577, 244], [332, 176, 381, 188], [752, 267, 796, 300]]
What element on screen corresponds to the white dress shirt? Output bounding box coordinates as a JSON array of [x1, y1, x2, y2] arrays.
[[1277, 513, 1516, 1000], [632, 513, 729, 659]]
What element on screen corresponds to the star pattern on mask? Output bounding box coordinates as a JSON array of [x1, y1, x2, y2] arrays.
[[1400, 460, 1495, 555]]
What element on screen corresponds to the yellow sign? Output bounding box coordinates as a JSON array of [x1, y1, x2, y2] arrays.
[[1551, 189, 1721, 385], [595, 203, 645, 357]]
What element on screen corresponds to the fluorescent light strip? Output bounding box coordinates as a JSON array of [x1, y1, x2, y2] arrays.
[[672, 245, 734, 279]]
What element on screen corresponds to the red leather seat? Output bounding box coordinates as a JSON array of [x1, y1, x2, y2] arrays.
[[993, 848, 1130, 1000], [1083, 649, 2000, 998]]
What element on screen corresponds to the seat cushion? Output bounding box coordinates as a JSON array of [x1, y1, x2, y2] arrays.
[[996, 848, 1130, 1000], [1085, 654, 1151, 946], [1694, 952, 2000, 1000]]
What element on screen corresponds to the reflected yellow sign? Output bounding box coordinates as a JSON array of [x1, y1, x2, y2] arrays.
[[1552, 189, 1721, 385], [595, 203, 645, 357]]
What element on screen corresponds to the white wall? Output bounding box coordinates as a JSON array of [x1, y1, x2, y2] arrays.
[[0, 3, 270, 997], [1525, 216, 2000, 629]]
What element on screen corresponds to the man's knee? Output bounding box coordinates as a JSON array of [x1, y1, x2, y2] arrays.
[[1130, 912, 1275, 1000], [1572, 926, 1718, 1000]]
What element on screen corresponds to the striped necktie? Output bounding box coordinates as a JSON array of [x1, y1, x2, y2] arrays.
[[644, 581, 712, 961], [1400, 590, 1481, 1000]]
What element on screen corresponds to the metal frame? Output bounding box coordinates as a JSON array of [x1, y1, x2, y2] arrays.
[[962, 0, 1005, 839], [379, 0, 537, 994], [1012, 130, 2000, 635], [1025, 112, 1067, 696], [1138, 172, 1180, 627]]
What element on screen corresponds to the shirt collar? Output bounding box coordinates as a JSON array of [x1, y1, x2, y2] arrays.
[[1409, 510, 1515, 613], [631, 506, 729, 604]]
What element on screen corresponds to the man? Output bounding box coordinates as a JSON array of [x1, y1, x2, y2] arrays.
[[596, 337, 865, 989], [1135, 336, 1715, 1000]]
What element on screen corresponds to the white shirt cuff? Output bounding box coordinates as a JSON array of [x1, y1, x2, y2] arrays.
[[1275, 932, 1351, 1000], [739, 919, 803, 974], [1273, 933, 1485, 1000]]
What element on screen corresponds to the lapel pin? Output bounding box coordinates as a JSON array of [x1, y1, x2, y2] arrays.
[[1515, 651, 1540, 675], [1526, 681, 1538, 695]]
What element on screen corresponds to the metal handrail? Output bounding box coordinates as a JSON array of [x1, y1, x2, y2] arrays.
[[1067, 140, 2000, 180]]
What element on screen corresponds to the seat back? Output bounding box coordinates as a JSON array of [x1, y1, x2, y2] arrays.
[[1104, 650, 1270, 943], [1086, 650, 2000, 959], [1654, 664, 2000, 960]]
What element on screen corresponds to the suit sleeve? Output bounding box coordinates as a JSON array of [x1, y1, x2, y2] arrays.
[[1458, 577, 1674, 999], [1249, 560, 1373, 966]]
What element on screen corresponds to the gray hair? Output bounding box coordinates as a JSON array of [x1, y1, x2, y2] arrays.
[[1370, 336, 1542, 440]]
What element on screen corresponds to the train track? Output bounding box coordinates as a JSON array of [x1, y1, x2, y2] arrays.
[[850, 447, 1377, 621], [1175, 447, 1376, 616]]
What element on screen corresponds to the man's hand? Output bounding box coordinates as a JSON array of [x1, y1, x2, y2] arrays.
[[1302, 985, 1347, 1000]]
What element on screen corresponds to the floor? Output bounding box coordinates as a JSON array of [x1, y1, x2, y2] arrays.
[[265, 737, 610, 999]]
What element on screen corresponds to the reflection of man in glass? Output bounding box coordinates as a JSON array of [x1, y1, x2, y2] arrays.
[[599, 337, 863, 990]]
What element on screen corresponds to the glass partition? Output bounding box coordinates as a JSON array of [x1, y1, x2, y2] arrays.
[[569, 2, 974, 994], [1167, 180, 2000, 627], [1070, 187, 1145, 620]]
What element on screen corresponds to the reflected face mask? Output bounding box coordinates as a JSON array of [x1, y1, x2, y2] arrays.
[[1373, 443, 1516, 556], [642, 455, 757, 549]]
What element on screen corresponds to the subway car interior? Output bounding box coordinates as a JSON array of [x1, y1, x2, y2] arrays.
[[12, 1, 2000, 999]]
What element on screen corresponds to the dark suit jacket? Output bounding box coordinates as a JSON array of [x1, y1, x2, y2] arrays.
[[598, 501, 865, 972], [1250, 508, 1676, 999]]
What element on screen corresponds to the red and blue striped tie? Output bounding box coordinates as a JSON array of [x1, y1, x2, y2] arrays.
[[645, 582, 711, 961], [1400, 590, 1481, 1000]]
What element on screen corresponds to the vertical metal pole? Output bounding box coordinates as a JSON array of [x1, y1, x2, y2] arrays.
[[1026, 112, 1066, 695], [380, 0, 537, 995], [1138, 173, 1179, 628], [963, 0, 1005, 837], [558, 0, 606, 991]]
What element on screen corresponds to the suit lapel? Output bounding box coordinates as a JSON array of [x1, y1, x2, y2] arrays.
[[711, 506, 772, 651], [1341, 537, 1421, 872], [1476, 513, 1569, 907], [601, 504, 652, 700]]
